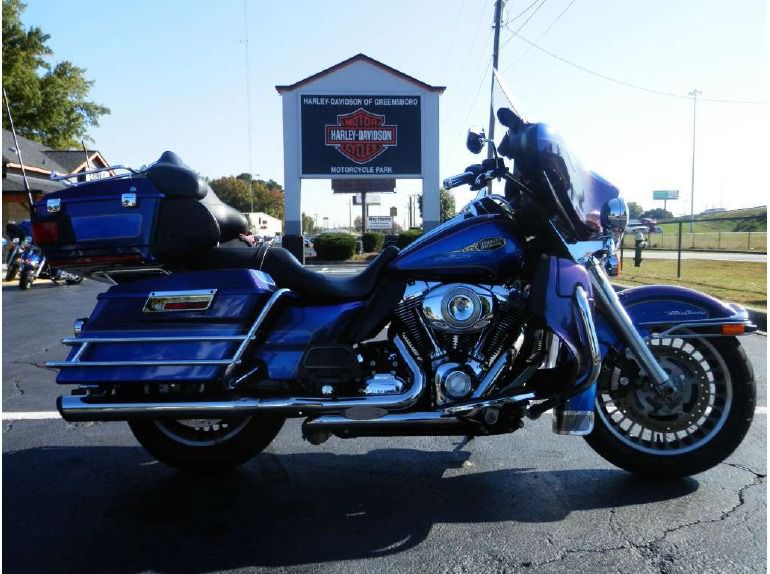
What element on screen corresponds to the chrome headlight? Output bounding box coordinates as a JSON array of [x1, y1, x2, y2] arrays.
[[601, 197, 628, 233]]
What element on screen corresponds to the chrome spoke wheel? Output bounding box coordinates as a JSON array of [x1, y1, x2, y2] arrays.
[[596, 335, 732, 456], [154, 417, 252, 447]]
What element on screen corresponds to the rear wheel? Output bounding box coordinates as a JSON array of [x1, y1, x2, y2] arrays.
[[585, 335, 755, 478], [129, 414, 285, 471]]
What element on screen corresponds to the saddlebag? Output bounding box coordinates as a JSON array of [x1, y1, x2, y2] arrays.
[[30, 152, 248, 275], [53, 269, 276, 386]]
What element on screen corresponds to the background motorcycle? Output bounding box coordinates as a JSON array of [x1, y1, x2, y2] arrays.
[[36, 96, 755, 478], [17, 240, 82, 290], [4, 220, 31, 281]]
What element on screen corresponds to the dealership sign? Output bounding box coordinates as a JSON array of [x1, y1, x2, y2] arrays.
[[367, 215, 393, 230], [301, 95, 421, 177]]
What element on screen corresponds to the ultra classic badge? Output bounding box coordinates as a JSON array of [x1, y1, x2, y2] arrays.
[[452, 237, 507, 253], [325, 108, 397, 164]]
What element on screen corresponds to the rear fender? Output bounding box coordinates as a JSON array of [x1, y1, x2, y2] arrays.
[[595, 284, 756, 352]]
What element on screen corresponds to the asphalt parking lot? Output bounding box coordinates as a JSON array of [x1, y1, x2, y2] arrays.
[[2, 274, 766, 574]]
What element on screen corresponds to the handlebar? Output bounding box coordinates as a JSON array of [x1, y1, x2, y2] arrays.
[[443, 171, 476, 190]]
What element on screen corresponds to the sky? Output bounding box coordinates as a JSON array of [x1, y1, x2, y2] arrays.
[[18, 0, 769, 228]]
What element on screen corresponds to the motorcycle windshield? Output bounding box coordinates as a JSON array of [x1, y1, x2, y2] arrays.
[[492, 73, 619, 239]]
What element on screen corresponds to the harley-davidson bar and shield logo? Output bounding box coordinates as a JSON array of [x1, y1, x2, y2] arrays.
[[325, 108, 398, 164]]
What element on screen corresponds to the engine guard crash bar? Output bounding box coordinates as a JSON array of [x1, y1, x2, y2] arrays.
[[57, 335, 425, 422], [46, 289, 291, 388]]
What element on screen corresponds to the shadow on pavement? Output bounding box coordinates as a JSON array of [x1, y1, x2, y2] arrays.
[[3, 445, 698, 573]]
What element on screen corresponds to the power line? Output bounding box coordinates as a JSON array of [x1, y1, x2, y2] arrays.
[[500, 0, 548, 50], [502, 0, 542, 26], [501, 0, 576, 74], [506, 32, 767, 104]]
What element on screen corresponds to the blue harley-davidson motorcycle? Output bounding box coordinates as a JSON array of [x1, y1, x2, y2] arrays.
[[32, 101, 755, 477]]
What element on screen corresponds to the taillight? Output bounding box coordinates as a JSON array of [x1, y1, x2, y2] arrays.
[[31, 222, 59, 244]]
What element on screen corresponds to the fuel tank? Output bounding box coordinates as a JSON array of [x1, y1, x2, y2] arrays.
[[389, 213, 524, 281]]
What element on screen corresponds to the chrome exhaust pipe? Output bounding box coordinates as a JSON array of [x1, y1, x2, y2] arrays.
[[302, 411, 478, 440], [58, 336, 424, 422]]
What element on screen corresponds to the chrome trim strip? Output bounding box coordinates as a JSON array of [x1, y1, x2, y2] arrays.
[[143, 289, 217, 313], [49, 359, 233, 368], [61, 335, 245, 344]]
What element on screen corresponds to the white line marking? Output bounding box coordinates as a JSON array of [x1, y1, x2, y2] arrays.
[[3, 411, 61, 420], [2, 406, 768, 420]]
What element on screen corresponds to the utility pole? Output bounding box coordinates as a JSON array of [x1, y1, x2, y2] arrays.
[[689, 89, 701, 233], [487, 0, 504, 160]]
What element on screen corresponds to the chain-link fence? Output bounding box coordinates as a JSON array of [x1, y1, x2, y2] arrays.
[[621, 216, 767, 253]]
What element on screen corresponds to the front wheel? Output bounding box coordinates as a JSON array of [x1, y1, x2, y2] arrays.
[[129, 414, 285, 471], [18, 268, 34, 290], [5, 262, 18, 281], [585, 335, 755, 478]]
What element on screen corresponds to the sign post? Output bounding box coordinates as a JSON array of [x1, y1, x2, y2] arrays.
[[653, 190, 679, 215]]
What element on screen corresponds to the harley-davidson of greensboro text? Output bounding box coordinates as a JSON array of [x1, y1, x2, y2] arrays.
[[34, 92, 755, 477]]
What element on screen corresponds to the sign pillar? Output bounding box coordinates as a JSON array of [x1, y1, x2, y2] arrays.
[[421, 94, 440, 231]]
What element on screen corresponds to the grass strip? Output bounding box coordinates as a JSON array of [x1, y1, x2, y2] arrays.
[[617, 257, 766, 309]]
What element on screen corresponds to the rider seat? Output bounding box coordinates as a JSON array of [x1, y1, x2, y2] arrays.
[[181, 245, 399, 302]]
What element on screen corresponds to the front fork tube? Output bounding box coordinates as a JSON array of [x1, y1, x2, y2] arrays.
[[586, 257, 678, 399]]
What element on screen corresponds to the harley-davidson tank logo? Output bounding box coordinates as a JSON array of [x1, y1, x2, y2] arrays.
[[453, 237, 507, 253], [325, 108, 397, 164]]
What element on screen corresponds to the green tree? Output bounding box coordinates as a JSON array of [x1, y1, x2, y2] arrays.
[[2, 0, 109, 147], [209, 176, 252, 212], [627, 202, 644, 219], [209, 175, 284, 219], [302, 212, 317, 235], [417, 188, 456, 223]]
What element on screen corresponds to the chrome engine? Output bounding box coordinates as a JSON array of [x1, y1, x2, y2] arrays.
[[393, 281, 528, 405]]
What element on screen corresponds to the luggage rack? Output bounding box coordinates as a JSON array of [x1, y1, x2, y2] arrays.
[[50, 164, 143, 186], [46, 289, 289, 381]]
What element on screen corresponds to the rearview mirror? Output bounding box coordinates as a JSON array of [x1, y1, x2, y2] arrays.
[[466, 130, 485, 155]]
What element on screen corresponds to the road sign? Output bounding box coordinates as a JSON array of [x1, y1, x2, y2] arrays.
[[653, 190, 679, 200], [390, 206, 398, 217], [352, 193, 381, 206], [367, 215, 393, 230]]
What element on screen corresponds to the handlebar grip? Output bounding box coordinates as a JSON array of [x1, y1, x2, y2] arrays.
[[443, 172, 475, 190]]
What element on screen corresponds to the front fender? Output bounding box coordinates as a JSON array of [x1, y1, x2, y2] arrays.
[[596, 284, 755, 352]]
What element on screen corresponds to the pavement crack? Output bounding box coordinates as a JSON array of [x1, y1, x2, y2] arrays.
[[722, 461, 767, 479], [9, 360, 57, 372], [526, 474, 765, 571]]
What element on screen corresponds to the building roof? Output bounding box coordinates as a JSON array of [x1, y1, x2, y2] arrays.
[[2, 173, 64, 194], [43, 150, 108, 173], [275, 53, 445, 94], [2, 129, 64, 173], [2, 129, 108, 175]]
